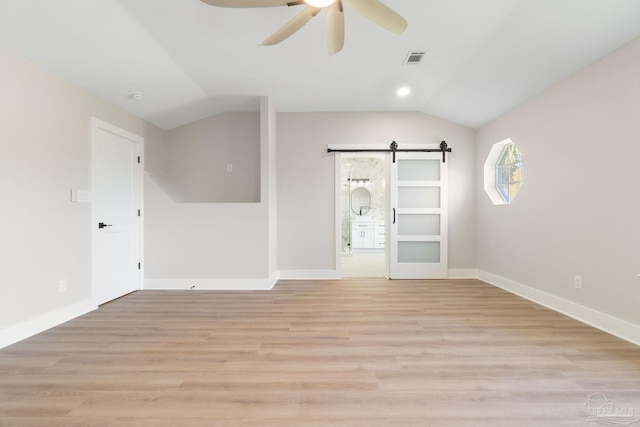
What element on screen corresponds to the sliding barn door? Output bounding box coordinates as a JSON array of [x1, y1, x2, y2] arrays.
[[389, 152, 448, 279]]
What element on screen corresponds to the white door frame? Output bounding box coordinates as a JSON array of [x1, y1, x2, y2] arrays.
[[334, 153, 343, 276], [334, 148, 390, 278], [90, 118, 144, 303]]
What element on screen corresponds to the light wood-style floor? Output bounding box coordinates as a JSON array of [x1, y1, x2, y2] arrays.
[[1, 279, 640, 426]]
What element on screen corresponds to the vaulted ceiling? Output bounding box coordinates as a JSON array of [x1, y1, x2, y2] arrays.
[[1, 0, 639, 129]]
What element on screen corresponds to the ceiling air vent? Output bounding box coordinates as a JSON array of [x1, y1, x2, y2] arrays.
[[403, 50, 426, 65]]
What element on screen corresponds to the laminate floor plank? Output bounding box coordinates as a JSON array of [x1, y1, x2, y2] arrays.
[[1, 278, 639, 426]]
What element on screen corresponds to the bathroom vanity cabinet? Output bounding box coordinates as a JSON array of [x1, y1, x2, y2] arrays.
[[351, 221, 385, 249]]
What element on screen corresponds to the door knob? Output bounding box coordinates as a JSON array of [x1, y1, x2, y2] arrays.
[[98, 222, 112, 229]]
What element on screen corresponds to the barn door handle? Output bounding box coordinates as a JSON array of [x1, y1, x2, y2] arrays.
[[98, 222, 112, 229]]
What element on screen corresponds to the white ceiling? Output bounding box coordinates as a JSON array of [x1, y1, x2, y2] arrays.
[[1, 0, 639, 130]]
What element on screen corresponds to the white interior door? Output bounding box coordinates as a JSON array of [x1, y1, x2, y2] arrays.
[[91, 119, 142, 305], [390, 152, 448, 279]]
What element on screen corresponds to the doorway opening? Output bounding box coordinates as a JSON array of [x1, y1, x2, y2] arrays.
[[340, 154, 386, 277]]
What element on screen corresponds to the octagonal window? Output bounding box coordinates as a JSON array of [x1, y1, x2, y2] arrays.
[[484, 139, 523, 205]]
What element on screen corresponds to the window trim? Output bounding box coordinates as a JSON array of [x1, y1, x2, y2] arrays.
[[483, 138, 523, 205]]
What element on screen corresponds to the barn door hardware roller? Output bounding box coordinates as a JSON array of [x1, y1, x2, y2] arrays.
[[327, 141, 452, 163]]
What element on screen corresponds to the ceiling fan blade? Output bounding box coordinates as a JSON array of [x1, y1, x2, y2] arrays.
[[260, 6, 321, 46], [327, 1, 345, 55], [344, 0, 407, 35], [200, 0, 290, 7]]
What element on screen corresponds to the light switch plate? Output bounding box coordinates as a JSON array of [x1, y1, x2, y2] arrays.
[[70, 189, 91, 203]]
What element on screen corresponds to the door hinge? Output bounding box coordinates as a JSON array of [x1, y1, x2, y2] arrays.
[[137, 156, 141, 164], [138, 262, 141, 270]]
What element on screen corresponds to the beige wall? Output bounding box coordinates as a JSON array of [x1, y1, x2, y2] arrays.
[[7, 28, 639, 345], [145, 109, 478, 281], [144, 181, 269, 280], [276, 112, 477, 273], [0, 45, 164, 332], [143, 101, 274, 287], [476, 36, 640, 326], [165, 113, 260, 203]]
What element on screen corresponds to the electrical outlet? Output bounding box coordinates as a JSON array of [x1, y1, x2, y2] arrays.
[[58, 279, 67, 293], [574, 275, 582, 290], [227, 164, 233, 172]]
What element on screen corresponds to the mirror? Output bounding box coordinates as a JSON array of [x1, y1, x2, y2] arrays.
[[351, 187, 371, 215]]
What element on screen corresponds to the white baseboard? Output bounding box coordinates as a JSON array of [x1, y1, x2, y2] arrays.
[[5, 272, 636, 350], [277, 270, 341, 280], [478, 270, 640, 347], [144, 278, 277, 291], [0, 299, 97, 349], [448, 269, 479, 279]]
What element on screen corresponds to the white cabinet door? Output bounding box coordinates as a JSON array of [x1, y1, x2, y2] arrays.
[[352, 222, 374, 248]]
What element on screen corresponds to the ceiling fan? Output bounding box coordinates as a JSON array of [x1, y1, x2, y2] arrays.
[[200, 0, 408, 56]]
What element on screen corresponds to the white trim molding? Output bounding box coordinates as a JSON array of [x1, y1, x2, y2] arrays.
[[5, 271, 637, 350], [483, 138, 513, 205], [277, 270, 341, 280], [0, 299, 97, 349], [144, 278, 277, 291], [478, 270, 640, 347], [448, 269, 479, 279]]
